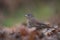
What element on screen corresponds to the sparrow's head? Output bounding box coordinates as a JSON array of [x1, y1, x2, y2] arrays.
[[25, 13, 34, 19]]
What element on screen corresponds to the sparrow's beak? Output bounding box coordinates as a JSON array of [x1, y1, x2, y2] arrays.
[[25, 15, 27, 17]]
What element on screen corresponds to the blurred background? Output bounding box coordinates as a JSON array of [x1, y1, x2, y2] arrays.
[[0, 0, 60, 27]]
